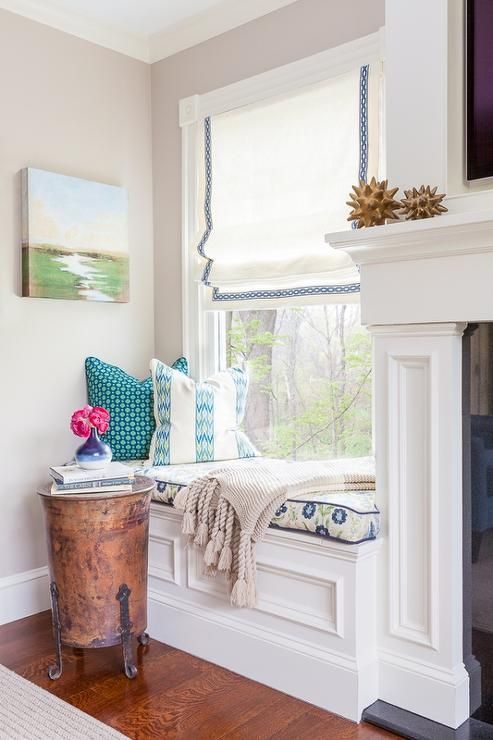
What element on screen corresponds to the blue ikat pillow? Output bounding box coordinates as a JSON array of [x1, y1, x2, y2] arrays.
[[149, 359, 258, 465], [85, 356, 188, 461]]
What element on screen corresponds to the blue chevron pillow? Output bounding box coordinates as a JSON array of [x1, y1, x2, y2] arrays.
[[86, 356, 188, 461], [149, 359, 259, 465]]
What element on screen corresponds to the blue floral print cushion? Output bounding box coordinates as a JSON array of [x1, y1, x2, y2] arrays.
[[130, 458, 380, 544], [85, 356, 188, 461], [270, 490, 379, 542]]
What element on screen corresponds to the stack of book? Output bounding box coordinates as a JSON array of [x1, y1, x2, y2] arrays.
[[49, 462, 135, 496]]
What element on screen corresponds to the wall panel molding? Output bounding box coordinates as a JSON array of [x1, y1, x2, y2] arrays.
[[387, 353, 438, 649], [149, 533, 181, 586], [186, 545, 343, 636]]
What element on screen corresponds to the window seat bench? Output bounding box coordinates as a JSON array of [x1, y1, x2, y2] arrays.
[[135, 458, 380, 545], [147, 492, 381, 722]]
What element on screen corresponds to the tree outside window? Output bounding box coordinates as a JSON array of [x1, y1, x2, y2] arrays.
[[226, 304, 372, 460]]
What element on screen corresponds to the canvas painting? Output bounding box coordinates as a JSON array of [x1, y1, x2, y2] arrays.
[[22, 168, 129, 302]]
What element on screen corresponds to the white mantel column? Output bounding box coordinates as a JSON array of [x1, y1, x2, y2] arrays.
[[370, 322, 469, 728]]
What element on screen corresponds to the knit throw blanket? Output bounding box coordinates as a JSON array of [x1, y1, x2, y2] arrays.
[[173, 457, 375, 608]]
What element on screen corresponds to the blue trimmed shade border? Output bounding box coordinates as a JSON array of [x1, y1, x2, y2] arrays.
[[352, 63, 370, 230], [196, 64, 371, 300], [85, 356, 188, 461]]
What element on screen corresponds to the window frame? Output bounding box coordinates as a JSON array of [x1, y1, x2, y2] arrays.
[[180, 30, 384, 379]]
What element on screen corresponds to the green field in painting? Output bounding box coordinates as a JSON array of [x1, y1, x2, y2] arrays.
[[22, 245, 129, 302]]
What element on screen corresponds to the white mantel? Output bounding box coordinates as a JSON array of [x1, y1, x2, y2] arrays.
[[327, 198, 493, 326], [326, 195, 493, 729]]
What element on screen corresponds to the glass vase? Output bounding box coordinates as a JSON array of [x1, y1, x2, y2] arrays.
[[75, 427, 112, 470]]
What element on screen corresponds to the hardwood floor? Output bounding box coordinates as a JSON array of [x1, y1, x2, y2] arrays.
[[0, 611, 399, 739]]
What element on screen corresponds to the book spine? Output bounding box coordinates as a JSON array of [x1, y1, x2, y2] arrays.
[[52, 477, 135, 491], [51, 486, 133, 497], [49, 469, 64, 484]]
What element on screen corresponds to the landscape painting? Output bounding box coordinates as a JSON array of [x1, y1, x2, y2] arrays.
[[22, 168, 128, 302]]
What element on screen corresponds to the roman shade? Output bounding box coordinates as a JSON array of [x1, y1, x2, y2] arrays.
[[193, 63, 381, 310]]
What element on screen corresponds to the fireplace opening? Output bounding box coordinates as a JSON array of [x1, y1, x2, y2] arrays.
[[465, 323, 493, 724]]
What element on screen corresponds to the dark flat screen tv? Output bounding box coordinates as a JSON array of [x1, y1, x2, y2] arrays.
[[467, 0, 493, 180]]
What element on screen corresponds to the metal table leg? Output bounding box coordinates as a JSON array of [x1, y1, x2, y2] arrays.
[[116, 583, 137, 679], [48, 582, 63, 680]]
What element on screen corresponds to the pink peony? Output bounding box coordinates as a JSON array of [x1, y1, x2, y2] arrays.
[[70, 408, 93, 437], [92, 406, 110, 421], [89, 409, 109, 425], [71, 409, 87, 424], [88, 407, 110, 434], [70, 416, 91, 437], [88, 410, 102, 426], [70, 405, 110, 437]]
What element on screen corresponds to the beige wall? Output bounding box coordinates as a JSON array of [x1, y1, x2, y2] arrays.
[[0, 10, 154, 578], [151, 0, 385, 361]]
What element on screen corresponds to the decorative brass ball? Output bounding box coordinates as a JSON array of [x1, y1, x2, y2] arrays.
[[347, 177, 401, 228], [399, 185, 448, 220]]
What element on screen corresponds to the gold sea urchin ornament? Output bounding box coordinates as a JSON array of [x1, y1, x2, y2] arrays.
[[347, 177, 401, 228], [399, 185, 448, 220]]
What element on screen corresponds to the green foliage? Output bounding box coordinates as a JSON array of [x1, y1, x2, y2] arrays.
[[227, 305, 372, 461], [227, 317, 286, 384]]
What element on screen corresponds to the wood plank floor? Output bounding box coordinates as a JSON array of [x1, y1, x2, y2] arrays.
[[0, 611, 400, 739]]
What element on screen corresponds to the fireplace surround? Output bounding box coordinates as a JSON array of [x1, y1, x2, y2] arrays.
[[328, 190, 493, 731]]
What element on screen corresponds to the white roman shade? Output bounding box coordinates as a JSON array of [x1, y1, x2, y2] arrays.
[[194, 63, 380, 310]]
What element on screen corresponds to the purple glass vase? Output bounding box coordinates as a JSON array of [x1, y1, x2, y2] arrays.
[[75, 427, 112, 470]]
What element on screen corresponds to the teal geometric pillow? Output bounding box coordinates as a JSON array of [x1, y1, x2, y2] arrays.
[[85, 356, 188, 461]]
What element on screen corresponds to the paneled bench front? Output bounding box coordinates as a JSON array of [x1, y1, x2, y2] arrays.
[[148, 501, 380, 722]]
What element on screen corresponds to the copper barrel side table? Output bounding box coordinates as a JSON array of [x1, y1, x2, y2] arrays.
[[37, 475, 154, 680]]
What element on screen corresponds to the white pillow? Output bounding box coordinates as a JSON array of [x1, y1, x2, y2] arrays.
[[149, 360, 259, 465]]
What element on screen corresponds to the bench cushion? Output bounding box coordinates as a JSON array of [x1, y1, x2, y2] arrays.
[[135, 459, 379, 545]]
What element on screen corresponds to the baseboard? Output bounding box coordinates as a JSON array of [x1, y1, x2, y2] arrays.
[[0, 566, 50, 626], [378, 650, 470, 729], [148, 588, 378, 721]]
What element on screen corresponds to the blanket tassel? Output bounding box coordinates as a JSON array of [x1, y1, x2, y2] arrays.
[[182, 511, 196, 535], [218, 504, 234, 572], [213, 530, 225, 553], [204, 538, 219, 567], [231, 578, 248, 608], [194, 520, 209, 547], [218, 544, 232, 571], [173, 488, 188, 511]]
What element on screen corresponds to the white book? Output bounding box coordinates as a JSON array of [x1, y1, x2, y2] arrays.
[[50, 482, 133, 496], [49, 461, 135, 485]]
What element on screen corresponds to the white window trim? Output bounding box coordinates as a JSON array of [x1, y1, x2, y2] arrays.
[[180, 29, 385, 379]]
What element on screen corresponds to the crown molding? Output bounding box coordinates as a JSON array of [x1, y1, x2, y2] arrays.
[[0, 0, 299, 64], [148, 0, 299, 63], [0, 0, 150, 61]]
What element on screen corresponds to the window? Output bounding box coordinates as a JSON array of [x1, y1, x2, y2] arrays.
[[224, 304, 371, 460], [180, 32, 382, 436]]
